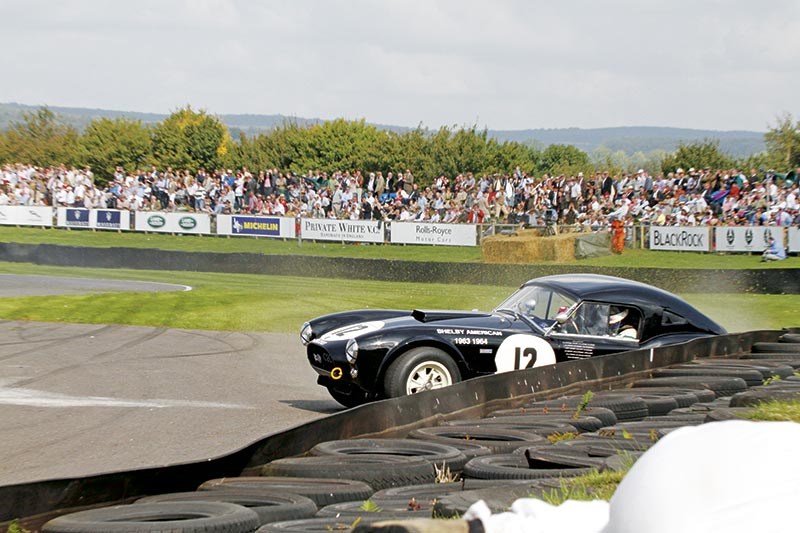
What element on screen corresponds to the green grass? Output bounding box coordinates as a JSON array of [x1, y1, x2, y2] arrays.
[[542, 469, 628, 504], [0, 262, 797, 333], [0, 226, 797, 268], [742, 399, 800, 422]]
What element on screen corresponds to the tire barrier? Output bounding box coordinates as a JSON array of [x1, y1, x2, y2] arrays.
[[259, 456, 436, 491], [308, 439, 469, 473], [41, 502, 260, 533], [198, 477, 374, 508], [136, 489, 317, 526], [6, 328, 798, 531]]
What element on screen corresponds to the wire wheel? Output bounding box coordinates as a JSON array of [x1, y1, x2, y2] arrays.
[[406, 360, 454, 394]]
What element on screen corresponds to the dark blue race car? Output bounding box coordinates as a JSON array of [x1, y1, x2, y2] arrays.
[[301, 274, 725, 407]]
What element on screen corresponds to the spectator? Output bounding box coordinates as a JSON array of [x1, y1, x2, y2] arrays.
[[761, 237, 786, 262]]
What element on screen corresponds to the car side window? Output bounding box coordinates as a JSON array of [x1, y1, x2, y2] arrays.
[[557, 303, 641, 340]]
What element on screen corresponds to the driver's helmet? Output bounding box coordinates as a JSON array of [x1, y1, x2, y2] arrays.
[[609, 308, 628, 333]]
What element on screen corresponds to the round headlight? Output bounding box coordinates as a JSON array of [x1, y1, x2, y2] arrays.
[[345, 338, 359, 364], [300, 322, 312, 345]]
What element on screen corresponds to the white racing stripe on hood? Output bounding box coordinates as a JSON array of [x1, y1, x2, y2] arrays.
[[320, 320, 385, 341]]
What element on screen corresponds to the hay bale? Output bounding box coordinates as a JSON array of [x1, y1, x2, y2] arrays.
[[482, 230, 579, 263]]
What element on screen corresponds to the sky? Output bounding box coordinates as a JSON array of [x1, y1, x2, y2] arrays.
[[1, 0, 798, 132]]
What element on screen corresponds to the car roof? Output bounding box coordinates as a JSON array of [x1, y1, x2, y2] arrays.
[[525, 274, 723, 332]]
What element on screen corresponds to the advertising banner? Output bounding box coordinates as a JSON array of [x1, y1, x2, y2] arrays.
[[300, 218, 384, 243], [216, 215, 296, 238], [714, 226, 784, 253], [56, 208, 131, 230], [648, 226, 710, 252], [134, 212, 211, 234], [390, 222, 477, 246], [0, 206, 53, 227], [789, 227, 800, 253]]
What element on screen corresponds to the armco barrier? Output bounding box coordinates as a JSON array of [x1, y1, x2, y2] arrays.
[[0, 242, 799, 294], [0, 329, 778, 527]]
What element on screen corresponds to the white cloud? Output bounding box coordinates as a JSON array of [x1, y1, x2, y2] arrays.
[[0, 0, 797, 130]]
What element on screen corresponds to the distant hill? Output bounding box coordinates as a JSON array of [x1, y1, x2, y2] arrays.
[[0, 102, 766, 158]]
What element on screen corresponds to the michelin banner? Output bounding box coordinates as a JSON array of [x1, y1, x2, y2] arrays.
[[714, 226, 784, 253], [648, 226, 710, 252], [0, 206, 53, 227], [217, 215, 296, 238], [56, 208, 131, 231], [134, 212, 211, 234], [300, 218, 384, 243], [390, 222, 477, 246]]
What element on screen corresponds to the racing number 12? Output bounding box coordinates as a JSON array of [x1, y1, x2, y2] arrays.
[[514, 347, 537, 369]]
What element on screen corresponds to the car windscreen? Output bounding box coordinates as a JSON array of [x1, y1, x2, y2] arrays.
[[495, 285, 577, 323]]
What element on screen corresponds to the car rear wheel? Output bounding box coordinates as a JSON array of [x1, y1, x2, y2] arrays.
[[383, 347, 461, 398]]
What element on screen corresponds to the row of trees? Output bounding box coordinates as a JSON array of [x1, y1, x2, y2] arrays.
[[0, 106, 798, 186]]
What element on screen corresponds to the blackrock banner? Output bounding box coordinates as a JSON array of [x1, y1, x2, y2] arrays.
[[134, 212, 211, 234], [714, 226, 784, 253], [300, 218, 384, 243], [390, 222, 477, 246], [649, 226, 710, 252], [216, 215, 296, 238], [0, 206, 53, 227], [56, 208, 131, 230], [789, 227, 800, 253]]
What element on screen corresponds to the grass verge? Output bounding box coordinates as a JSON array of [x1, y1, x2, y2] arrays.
[[0, 262, 798, 332]]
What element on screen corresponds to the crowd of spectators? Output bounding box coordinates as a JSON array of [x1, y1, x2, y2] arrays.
[[1, 162, 799, 229]]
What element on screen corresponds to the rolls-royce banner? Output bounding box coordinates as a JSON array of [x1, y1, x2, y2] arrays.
[[0, 206, 53, 227], [649, 226, 710, 251], [390, 222, 477, 246], [56, 208, 131, 230], [134, 212, 211, 234], [714, 226, 784, 253], [216, 215, 296, 238], [300, 218, 384, 243], [789, 227, 800, 253]]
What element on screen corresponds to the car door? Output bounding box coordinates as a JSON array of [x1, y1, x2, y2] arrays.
[[546, 301, 641, 361]]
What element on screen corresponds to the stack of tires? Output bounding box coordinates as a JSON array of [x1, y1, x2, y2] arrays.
[[41, 337, 800, 533]]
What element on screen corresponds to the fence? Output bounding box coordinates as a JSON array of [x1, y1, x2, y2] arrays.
[[0, 206, 797, 253]]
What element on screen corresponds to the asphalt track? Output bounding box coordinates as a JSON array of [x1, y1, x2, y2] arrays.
[[0, 275, 339, 486]]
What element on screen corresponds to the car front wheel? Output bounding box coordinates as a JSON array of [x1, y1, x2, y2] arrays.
[[383, 347, 461, 398]]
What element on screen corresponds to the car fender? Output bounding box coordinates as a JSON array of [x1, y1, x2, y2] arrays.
[[374, 335, 469, 388]]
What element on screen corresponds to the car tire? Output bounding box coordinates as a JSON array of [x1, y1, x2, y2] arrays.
[[198, 477, 374, 508], [383, 347, 461, 398], [462, 453, 593, 481], [260, 455, 435, 491], [310, 439, 468, 472], [42, 502, 260, 533], [136, 489, 317, 526], [326, 386, 369, 409]]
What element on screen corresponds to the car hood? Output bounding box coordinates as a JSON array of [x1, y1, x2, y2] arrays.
[[308, 308, 516, 343]]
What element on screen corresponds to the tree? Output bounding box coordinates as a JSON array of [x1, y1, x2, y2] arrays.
[[660, 139, 733, 175], [151, 106, 232, 171], [78, 118, 152, 183], [764, 113, 800, 169], [0, 107, 80, 166], [538, 144, 590, 175]]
